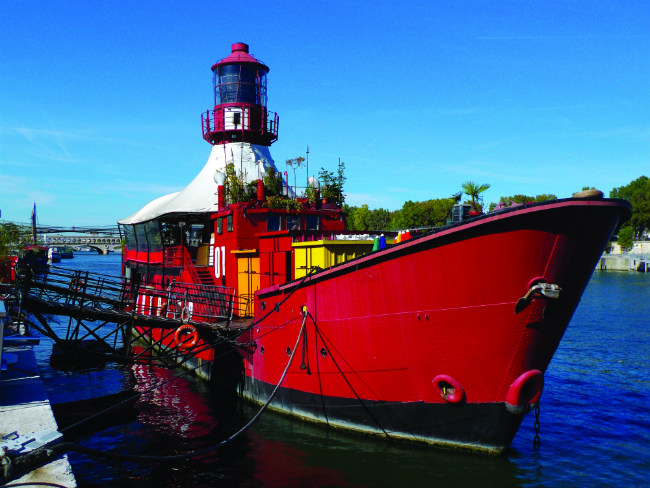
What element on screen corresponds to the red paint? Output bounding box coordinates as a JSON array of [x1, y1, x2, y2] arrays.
[[119, 41, 633, 452]]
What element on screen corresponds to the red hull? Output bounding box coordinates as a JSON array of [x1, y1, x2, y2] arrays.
[[234, 199, 629, 452]]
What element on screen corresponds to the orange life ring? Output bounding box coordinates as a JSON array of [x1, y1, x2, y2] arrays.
[[505, 369, 544, 414], [432, 374, 466, 404], [174, 324, 199, 350]]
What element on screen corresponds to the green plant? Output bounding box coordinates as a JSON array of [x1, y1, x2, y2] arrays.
[[266, 195, 301, 211], [304, 184, 317, 204], [225, 163, 245, 203], [461, 181, 491, 212], [263, 167, 284, 197], [318, 160, 346, 206]]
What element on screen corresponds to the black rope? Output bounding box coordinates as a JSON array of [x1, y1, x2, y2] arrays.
[[230, 266, 321, 340], [8, 314, 308, 476], [308, 312, 391, 439]]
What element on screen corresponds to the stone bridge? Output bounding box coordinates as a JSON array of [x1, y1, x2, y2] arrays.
[[44, 234, 122, 254]]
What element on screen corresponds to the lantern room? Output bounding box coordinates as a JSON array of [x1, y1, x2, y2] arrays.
[[201, 42, 279, 146]]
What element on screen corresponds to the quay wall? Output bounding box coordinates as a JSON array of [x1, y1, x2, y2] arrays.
[[598, 253, 649, 272]]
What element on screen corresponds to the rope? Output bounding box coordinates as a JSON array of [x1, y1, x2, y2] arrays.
[[308, 312, 391, 439], [8, 312, 308, 473]]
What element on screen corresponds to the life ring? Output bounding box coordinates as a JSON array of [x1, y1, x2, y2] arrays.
[[505, 369, 544, 414], [432, 374, 466, 404], [174, 324, 199, 350]]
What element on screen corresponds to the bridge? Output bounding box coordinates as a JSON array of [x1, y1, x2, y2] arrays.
[[44, 234, 122, 254], [0, 221, 122, 254]]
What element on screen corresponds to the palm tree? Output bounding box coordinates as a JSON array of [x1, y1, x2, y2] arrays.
[[461, 181, 491, 212]]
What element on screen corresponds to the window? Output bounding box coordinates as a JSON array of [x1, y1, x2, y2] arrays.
[[267, 215, 281, 232], [287, 215, 300, 231], [146, 220, 162, 252], [123, 225, 137, 250], [135, 224, 148, 252], [306, 215, 319, 231], [227, 214, 233, 232], [216, 217, 223, 234]]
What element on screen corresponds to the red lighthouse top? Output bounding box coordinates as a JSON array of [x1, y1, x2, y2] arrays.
[[201, 42, 278, 146], [211, 42, 269, 72]]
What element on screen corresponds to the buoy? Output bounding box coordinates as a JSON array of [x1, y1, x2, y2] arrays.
[[505, 369, 544, 414], [174, 324, 199, 350], [372, 236, 380, 251], [432, 374, 466, 404], [394, 231, 402, 244], [403, 230, 412, 241]]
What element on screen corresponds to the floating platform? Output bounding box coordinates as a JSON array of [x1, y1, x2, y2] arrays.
[[0, 336, 76, 486]]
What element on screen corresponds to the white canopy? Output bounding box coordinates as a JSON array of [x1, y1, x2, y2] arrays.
[[118, 143, 279, 225]]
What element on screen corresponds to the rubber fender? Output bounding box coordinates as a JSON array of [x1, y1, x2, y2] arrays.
[[505, 369, 544, 414], [432, 374, 466, 404]]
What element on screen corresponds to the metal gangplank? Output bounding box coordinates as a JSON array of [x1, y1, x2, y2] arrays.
[[14, 265, 249, 366]]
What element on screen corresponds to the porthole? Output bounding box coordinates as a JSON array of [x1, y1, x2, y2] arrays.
[[320, 348, 327, 358], [286, 347, 292, 356], [260, 346, 265, 354]]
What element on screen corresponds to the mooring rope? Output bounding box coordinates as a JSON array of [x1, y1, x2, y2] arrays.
[[309, 311, 392, 439], [4, 313, 308, 483]]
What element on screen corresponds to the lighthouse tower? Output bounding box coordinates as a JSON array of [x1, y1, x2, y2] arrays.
[[119, 43, 284, 224], [201, 42, 281, 184]]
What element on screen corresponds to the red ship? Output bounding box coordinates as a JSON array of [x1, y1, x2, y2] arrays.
[[118, 42, 631, 453]]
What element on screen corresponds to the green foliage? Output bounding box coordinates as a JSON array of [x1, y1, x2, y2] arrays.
[[391, 199, 455, 229], [225, 163, 246, 203], [346, 204, 392, 231], [461, 181, 491, 211], [263, 167, 283, 197], [617, 225, 634, 251], [497, 194, 558, 206], [319, 160, 346, 206], [0, 223, 26, 257], [266, 195, 301, 211], [285, 156, 306, 193], [610, 176, 650, 239], [346, 197, 455, 231]]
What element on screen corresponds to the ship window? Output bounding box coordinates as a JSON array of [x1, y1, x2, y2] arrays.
[[287, 215, 300, 231], [306, 216, 319, 231], [160, 221, 181, 246], [267, 215, 281, 231], [227, 214, 233, 232], [188, 224, 205, 248], [216, 218, 223, 234], [145, 220, 162, 253], [135, 224, 148, 252], [123, 225, 137, 250]]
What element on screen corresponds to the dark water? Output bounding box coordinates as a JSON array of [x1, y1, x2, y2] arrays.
[[34, 253, 650, 487]]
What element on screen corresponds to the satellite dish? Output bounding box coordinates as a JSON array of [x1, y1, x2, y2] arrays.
[[307, 176, 320, 189], [214, 171, 226, 186]]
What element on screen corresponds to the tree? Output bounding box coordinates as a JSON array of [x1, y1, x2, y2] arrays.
[[461, 181, 491, 212], [285, 156, 305, 194], [319, 160, 346, 206], [617, 225, 634, 251], [610, 176, 650, 239], [496, 194, 558, 207], [263, 166, 284, 197]]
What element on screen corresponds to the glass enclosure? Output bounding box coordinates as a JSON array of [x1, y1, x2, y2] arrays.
[[214, 64, 267, 106]]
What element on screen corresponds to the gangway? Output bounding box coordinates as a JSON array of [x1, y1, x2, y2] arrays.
[[14, 265, 248, 366]]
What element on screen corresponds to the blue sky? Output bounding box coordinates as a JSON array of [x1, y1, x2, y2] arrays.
[[1, 1, 648, 226]]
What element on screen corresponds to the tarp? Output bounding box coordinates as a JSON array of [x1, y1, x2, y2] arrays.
[[118, 143, 279, 225]]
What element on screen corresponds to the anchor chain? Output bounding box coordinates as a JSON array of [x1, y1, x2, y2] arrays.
[[533, 402, 541, 450]]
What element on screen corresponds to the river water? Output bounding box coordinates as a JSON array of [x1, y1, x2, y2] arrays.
[[33, 253, 650, 487]]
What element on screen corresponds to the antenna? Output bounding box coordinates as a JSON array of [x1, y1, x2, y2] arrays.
[[306, 145, 310, 187]]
